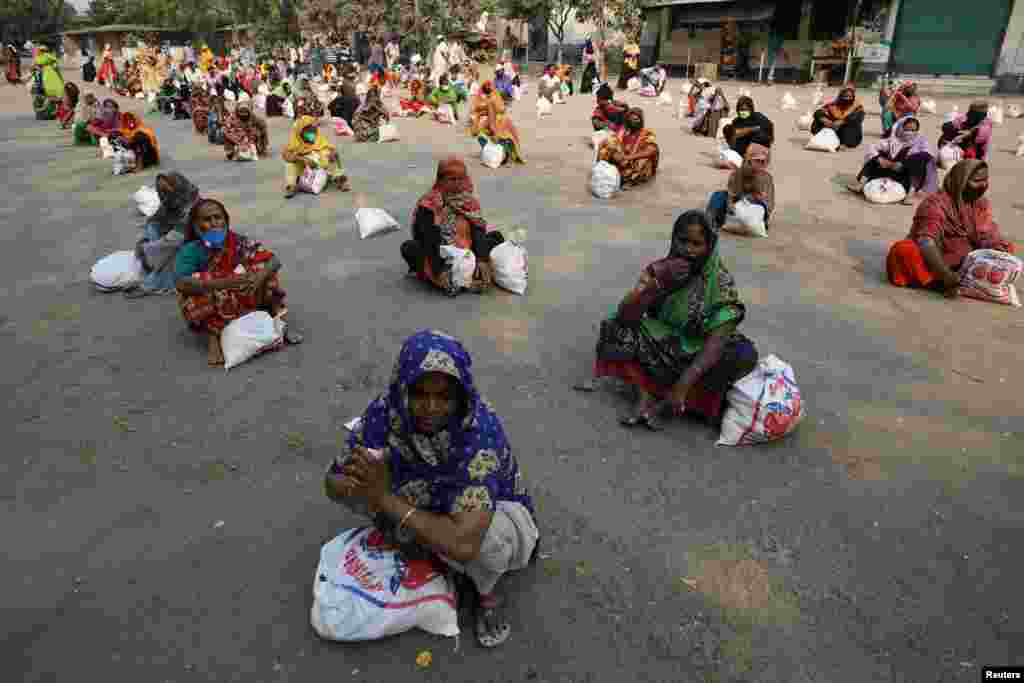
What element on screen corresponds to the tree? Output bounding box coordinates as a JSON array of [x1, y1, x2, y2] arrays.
[[499, 0, 577, 63], [574, 0, 642, 80]]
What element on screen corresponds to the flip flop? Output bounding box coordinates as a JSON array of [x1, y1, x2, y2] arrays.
[[572, 379, 596, 392], [475, 596, 511, 648]]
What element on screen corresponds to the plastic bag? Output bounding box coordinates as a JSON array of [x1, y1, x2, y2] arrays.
[[723, 199, 768, 238], [810, 87, 824, 109], [438, 245, 477, 289], [134, 186, 161, 217], [920, 98, 937, 114], [481, 142, 505, 169], [988, 104, 1004, 125], [806, 128, 840, 152], [435, 103, 455, 125], [90, 250, 144, 292], [938, 144, 962, 170], [298, 166, 328, 195], [796, 111, 812, 131], [716, 116, 733, 140], [863, 177, 907, 204], [717, 355, 804, 446], [637, 85, 656, 97], [354, 208, 400, 240], [333, 117, 353, 136], [99, 136, 115, 159], [591, 130, 612, 150], [536, 97, 552, 118], [378, 122, 399, 142], [220, 311, 286, 370], [658, 92, 673, 107], [1008, 104, 1022, 119], [253, 94, 267, 111], [283, 98, 295, 119], [781, 92, 798, 110], [626, 77, 640, 91], [715, 145, 743, 170], [236, 144, 258, 161], [589, 161, 620, 199], [490, 237, 528, 295], [310, 527, 459, 642], [958, 249, 1022, 307], [112, 147, 136, 175]]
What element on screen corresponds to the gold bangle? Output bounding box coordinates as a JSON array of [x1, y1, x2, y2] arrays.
[[398, 507, 417, 532]]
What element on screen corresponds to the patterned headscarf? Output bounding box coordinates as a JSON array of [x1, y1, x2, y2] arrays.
[[412, 157, 493, 243], [282, 115, 334, 157], [343, 330, 532, 516]]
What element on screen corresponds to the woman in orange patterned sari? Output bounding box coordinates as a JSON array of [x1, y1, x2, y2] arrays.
[[175, 199, 301, 365], [597, 107, 659, 187]]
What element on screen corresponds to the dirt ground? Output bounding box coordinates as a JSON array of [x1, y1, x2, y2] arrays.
[[2, 76, 1022, 683]]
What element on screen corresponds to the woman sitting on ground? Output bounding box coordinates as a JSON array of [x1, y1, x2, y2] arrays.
[[401, 157, 506, 297], [328, 80, 360, 124], [294, 79, 324, 119], [352, 86, 391, 142], [597, 107, 659, 188], [591, 83, 627, 134], [538, 64, 561, 103], [325, 329, 539, 648], [72, 92, 99, 145], [428, 74, 464, 122], [938, 102, 992, 161], [156, 77, 178, 115], [575, 210, 759, 430], [706, 143, 774, 231], [559, 64, 574, 96], [282, 115, 349, 197], [191, 88, 211, 133], [56, 82, 79, 129], [494, 67, 515, 101], [811, 84, 865, 149], [690, 87, 729, 138], [123, 60, 142, 97], [723, 95, 774, 158], [85, 97, 122, 142], [848, 116, 936, 204], [127, 172, 201, 298], [6, 44, 22, 85], [111, 112, 160, 172], [223, 101, 269, 161], [617, 41, 640, 90], [175, 198, 302, 366], [265, 81, 290, 117], [886, 160, 1014, 296], [882, 81, 920, 138], [687, 79, 711, 117], [400, 76, 431, 117], [470, 81, 525, 165], [206, 95, 228, 145]]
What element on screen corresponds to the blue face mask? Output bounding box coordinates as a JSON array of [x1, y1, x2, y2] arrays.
[[201, 228, 227, 249]]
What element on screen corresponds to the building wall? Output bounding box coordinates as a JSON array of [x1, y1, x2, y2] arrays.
[[997, 0, 1024, 74]]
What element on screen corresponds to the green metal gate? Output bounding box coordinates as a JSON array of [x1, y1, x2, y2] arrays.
[[890, 0, 1013, 75]]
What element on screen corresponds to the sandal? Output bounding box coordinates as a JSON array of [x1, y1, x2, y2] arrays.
[[572, 379, 596, 392], [284, 185, 297, 199], [284, 328, 304, 345], [475, 593, 511, 648]]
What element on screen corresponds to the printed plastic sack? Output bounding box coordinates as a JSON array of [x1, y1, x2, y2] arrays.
[[863, 177, 907, 204], [988, 104, 1004, 125], [723, 199, 768, 238], [626, 77, 640, 91], [354, 208, 399, 240], [1008, 104, 1022, 119], [717, 354, 804, 446], [536, 97, 552, 118], [920, 98, 937, 114], [439, 245, 477, 289], [310, 527, 459, 642], [283, 98, 295, 119], [589, 160, 620, 199], [796, 111, 812, 131], [236, 144, 258, 162], [298, 166, 328, 195], [99, 136, 115, 159], [806, 128, 840, 152], [220, 311, 286, 370], [637, 85, 656, 97], [378, 122, 399, 142], [481, 142, 505, 169], [90, 250, 144, 292], [334, 117, 353, 136], [938, 144, 962, 170], [490, 235, 528, 295], [435, 103, 455, 125], [112, 147, 136, 175], [781, 92, 798, 110], [958, 249, 1022, 307], [134, 185, 161, 217], [715, 145, 743, 170]]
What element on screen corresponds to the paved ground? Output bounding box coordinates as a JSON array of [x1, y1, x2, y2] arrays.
[[2, 78, 1023, 683]]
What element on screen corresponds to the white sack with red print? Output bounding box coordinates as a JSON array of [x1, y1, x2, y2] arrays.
[[717, 355, 805, 446]]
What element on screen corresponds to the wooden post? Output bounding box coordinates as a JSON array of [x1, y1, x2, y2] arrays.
[[686, 47, 690, 79], [758, 48, 765, 81]]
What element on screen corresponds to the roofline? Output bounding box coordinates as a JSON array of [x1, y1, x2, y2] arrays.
[[60, 25, 179, 36]]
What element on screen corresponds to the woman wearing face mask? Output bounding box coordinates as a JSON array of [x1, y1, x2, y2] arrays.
[[723, 95, 774, 158], [706, 143, 774, 231], [175, 198, 302, 366], [690, 86, 729, 138], [325, 330, 539, 648], [125, 172, 200, 298], [938, 102, 992, 161], [281, 115, 349, 197], [223, 101, 268, 161], [353, 86, 392, 142], [112, 112, 160, 172], [575, 210, 759, 430], [591, 83, 627, 134], [469, 82, 524, 165], [85, 98, 123, 145], [72, 92, 99, 145], [811, 84, 865, 149], [882, 81, 920, 138], [849, 117, 936, 203], [596, 107, 659, 188], [886, 160, 1015, 296]]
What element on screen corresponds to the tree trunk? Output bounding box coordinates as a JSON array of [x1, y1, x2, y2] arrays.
[[556, 42, 563, 64]]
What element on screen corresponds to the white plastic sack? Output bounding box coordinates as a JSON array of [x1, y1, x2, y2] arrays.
[[536, 97, 552, 118], [589, 161, 620, 199], [356, 82, 368, 98], [1007, 104, 1022, 119], [283, 98, 295, 119], [90, 250, 143, 292], [863, 177, 907, 204], [989, 104, 1004, 125], [626, 77, 640, 91], [717, 355, 805, 446], [938, 144, 962, 170], [781, 92, 798, 110], [658, 91, 673, 107], [715, 146, 743, 170], [796, 111, 812, 131], [310, 527, 459, 642], [378, 122, 399, 143], [806, 128, 840, 152], [253, 94, 267, 111], [236, 144, 258, 161], [438, 245, 477, 289], [134, 186, 160, 217], [435, 103, 455, 125], [220, 311, 286, 370], [512, 85, 522, 101], [716, 116, 733, 140], [490, 238, 528, 295], [298, 166, 328, 195], [920, 98, 937, 114], [1017, 141, 1024, 158], [481, 142, 505, 169], [112, 147, 136, 175], [99, 136, 114, 159], [958, 249, 1022, 307], [811, 88, 824, 109], [590, 130, 612, 150], [723, 199, 768, 238], [354, 208, 399, 240]]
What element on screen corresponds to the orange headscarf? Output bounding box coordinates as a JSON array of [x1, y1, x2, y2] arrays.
[[118, 112, 160, 161]]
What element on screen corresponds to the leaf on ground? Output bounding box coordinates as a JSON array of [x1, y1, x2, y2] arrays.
[[541, 558, 561, 577], [574, 561, 591, 578], [79, 443, 97, 466], [285, 432, 306, 450], [205, 462, 227, 482], [112, 416, 135, 433]]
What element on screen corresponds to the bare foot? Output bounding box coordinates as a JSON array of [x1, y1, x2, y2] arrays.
[[207, 334, 225, 366]]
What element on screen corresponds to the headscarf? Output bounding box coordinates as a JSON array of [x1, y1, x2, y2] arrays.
[[596, 83, 613, 101], [943, 159, 987, 216], [736, 95, 755, 113], [224, 101, 265, 147], [964, 101, 989, 128], [151, 172, 200, 233], [63, 82, 79, 108], [118, 112, 160, 160], [283, 115, 334, 157], [343, 330, 532, 516], [824, 85, 863, 121], [97, 98, 120, 130], [727, 144, 775, 214], [866, 116, 932, 163], [413, 157, 494, 244]]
